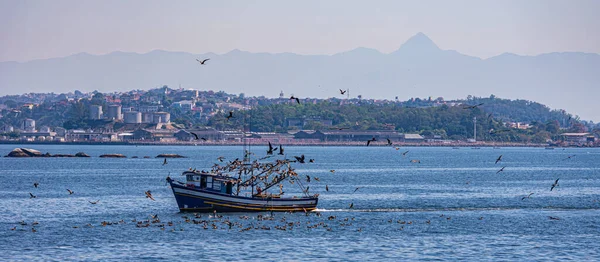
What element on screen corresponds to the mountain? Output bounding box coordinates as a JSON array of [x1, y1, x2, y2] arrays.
[[1, 33, 599, 122]]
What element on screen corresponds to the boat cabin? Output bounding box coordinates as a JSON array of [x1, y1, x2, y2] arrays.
[[183, 171, 234, 195]]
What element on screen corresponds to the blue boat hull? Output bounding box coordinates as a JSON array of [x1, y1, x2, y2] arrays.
[[169, 182, 319, 213]]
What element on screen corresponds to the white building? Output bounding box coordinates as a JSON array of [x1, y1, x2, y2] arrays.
[[124, 111, 142, 124]]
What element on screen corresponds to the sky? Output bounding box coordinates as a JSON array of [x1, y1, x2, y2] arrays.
[[1, 0, 599, 62]]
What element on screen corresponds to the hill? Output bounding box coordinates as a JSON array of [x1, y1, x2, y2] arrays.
[[1, 33, 599, 122]]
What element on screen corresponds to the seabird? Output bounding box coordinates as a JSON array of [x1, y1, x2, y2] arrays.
[[29, 193, 36, 199], [278, 145, 284, 155], [290, 96, 300, 104], [89, 200, 99, 204], [267, 141, 275, 155], [67, 189, 74, 195], [349, 203, 354, 209], [339, 89, 347, 95], [496, 166, 506, 174], [521, 193, 534, 200], [145, 190, 155, 201], [196, 58, 210, 65], [226, 111, 234, 120], [386, 138, 393, 146], [366, 137, 376, 146], [33, 182, 39, 188], [294, 154, 305, 163], [550, 178, 559, 191], [495, 155, 503, 164], [163, 158, 168, 165], [353, 187, 360, 193]]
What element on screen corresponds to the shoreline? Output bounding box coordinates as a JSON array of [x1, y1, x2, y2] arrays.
[[0, 140, 593, 148]]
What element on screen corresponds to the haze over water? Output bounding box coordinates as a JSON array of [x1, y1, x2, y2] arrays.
[[1, 145, 599, 261]]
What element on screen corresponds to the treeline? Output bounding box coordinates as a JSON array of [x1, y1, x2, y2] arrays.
[[206, 97, 590, 143]]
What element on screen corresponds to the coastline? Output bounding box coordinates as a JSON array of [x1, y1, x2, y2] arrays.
[[0, 140, 591, 148]]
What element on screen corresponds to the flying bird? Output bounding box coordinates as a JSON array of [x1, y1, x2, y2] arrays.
[[495, 155, 503, 164], [402, 150, 409, 156], [163, 158, 168, 166], [329, 170, 335, 173], [325, 185, 329, 192], [145, 190, 155, 201], [463, 103, 484, 109], [353, 187, 360, 193], [196, 58, 210, 65], [290, 96, 300, 104], [294, 154, 306, 163], [278, 144, 284, 155], [267, 141, 275, 155], [550, 178, 559, 191], [29, 193, 36, 199], [349, 203, 354, 209], [366, 137, 376, 146], [190, 132, 199, 140], [386, 138, 393, 146], [496, 166, 506, 174], [306, 175, 311, 183], [217, 156, 225, 162], [67, 189, 74, 195], [89, 200, 99, 204], [308, 159, 315, 163], [33, 182, 39, 188], [339, 89, 347, 95], [226, 111, 234, 121], [521, 193, 534, 200]]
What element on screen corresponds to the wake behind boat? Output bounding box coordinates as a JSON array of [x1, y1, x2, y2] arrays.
[[167, 156, 318, 212]]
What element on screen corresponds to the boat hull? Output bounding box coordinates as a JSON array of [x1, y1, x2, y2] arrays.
[[169, 183, 318, 213]]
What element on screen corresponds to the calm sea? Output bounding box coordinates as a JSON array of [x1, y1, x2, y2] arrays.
[[1, 144, 599, 261]]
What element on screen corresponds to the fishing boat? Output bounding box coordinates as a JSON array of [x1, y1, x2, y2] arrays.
[[167, 157, 319, 213]]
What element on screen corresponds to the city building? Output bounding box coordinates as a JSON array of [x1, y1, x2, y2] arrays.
[[89, 105, 103, 120], [124, 111, 142, 124], [106, 105, 122, 120]]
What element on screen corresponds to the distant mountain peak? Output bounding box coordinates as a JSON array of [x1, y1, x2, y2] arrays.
[[393, 32, 440, 54]]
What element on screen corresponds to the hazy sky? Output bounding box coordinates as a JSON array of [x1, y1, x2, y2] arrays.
[[1, 0, 599, 62]]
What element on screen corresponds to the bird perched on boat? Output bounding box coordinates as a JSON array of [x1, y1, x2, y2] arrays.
[[29, 193, 36, 199], [325, 185, 329, 192], [33, 182, 39, 188], [550, 178, 559, 191], [145, 191, 155, 201], [163, 158, 168, 166], [463, 103, 484, 109], [349, 203, 354, 209], [386, 138, 393, 146], [278, 144, 284, 155], [521, 193, 534, 200], [294, 154, 306, 163], [196, 58, 210, 65], [67, 189, 74, 195], [496, 166, 506, 174], [290, 96, 300, 104], [267, 141, 275, 155], [89, 200, 99, 204], [495, 155, 503, 164], [226, 111, 234, 121], [339, 89, 347, 95], [366, 137, 376, 146]]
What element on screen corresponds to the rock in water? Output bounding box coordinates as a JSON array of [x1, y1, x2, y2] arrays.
[[75, 152, 91, 157], [5, 148, 44, 157], [99, 154, 127, 158], [156, 154, 186, 158]]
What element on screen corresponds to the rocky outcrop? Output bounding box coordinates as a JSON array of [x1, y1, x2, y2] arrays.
[[156, 154, 186, 158], [99, 154, 127, 158], [51, 154, 75, 157], [75, 152, 90, 157], [5, 148, 44, 157]]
